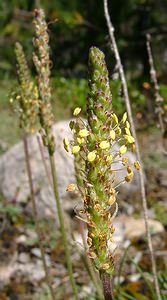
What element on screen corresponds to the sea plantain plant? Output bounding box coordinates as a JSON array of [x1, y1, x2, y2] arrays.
[[66, 47, 140, 299], [13, 42, 56, 300], [32, 8, 79, 300]]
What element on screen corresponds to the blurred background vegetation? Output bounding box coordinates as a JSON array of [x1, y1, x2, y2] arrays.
[[0, 0, 167, 148]]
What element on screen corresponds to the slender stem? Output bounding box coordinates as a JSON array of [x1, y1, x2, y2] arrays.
[[100, 272, 114, 300], [103, 1, 161, 300], [49, 154, 79, 300], [146, 34, 164, 133], [146, 34, 167, 154], [36, 135, 53, 187], [23, 134, 56, 300], [79, 221, 104, 300]]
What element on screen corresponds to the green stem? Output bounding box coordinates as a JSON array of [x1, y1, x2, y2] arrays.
[[49, 154, 79, 300], [79, 221, 104, 300], [23, 135, 56, 300], [100, 272, 114, 300]]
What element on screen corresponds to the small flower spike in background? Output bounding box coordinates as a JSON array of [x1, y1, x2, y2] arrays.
[[67, 47, 140, 300], [14, 42, 56, 300], [33, 9, 79, 300]]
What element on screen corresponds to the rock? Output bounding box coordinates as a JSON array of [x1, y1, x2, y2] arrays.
[[0, 120, 140, 218], [118, 215, 164, 240], [18, 253, 30, 264], [16, 261, 45, 281]]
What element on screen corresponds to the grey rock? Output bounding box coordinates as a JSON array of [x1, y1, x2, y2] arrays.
[[0, 120, 140, 218]]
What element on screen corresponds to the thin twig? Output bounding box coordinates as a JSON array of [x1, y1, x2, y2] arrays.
[[146, 34, 164, 132], [23, 134, 56, 300], [103, 1, 161, 299]]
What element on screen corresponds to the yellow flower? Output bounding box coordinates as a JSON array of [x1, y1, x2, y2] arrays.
[[78, 128, 89, 137], [106, 154, 113, 163], [125, 128, 131, 136], [87, 151, 96, 162], [126, 121, 130, 129], [112, 113, 118, 124], [110, 129, 116, 140], [134, 161, 141, 170], [124, 135, 135, 144], [73, 107, 81, 116], [99, 141, 110, 150], [72, 145, 80, 154], [122, 112, 127, 123], [119, 145, 127, 156], [66, 184, 76, 192], [63, 137, 70, 152]]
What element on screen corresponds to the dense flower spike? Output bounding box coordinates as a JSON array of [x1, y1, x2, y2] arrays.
[[68, 47, 140, 277], [33, 9, 55, 155], [14, 42, 39, 133]]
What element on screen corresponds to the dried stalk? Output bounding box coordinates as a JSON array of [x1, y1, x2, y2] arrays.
[[23, 134, 56, 300], [146, 34, 167, 154], [103, 1, 161, 299]]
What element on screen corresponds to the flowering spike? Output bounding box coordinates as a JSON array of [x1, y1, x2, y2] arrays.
[[69, 47, 140, 279]]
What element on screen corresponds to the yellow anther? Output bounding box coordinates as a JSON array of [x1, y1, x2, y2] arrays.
[[112, 113, 118, 124], [125, 172, 134, 182], [122, 112, 127, 123], [127, 166, 132, 173], [124, 135, 135, 144], [126, 121, 130, 129], [87, 151, 96, 162], [110, 129, 116, 140], [66, 184, 76, 192], [122, 157, 128, 165], [125, 128, 131, 136], [77, 137, 84, 144], [116, 127, 122, 135], [99, 141, 110, 150], [108, 195, 116, 206], [78, 128, 89, 137], [134, 161, 141, 170], [73, 107, 81, 116], [106, 154, 113, 163], [72, 145, 80, 154], [119, 145, 127, 156]]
